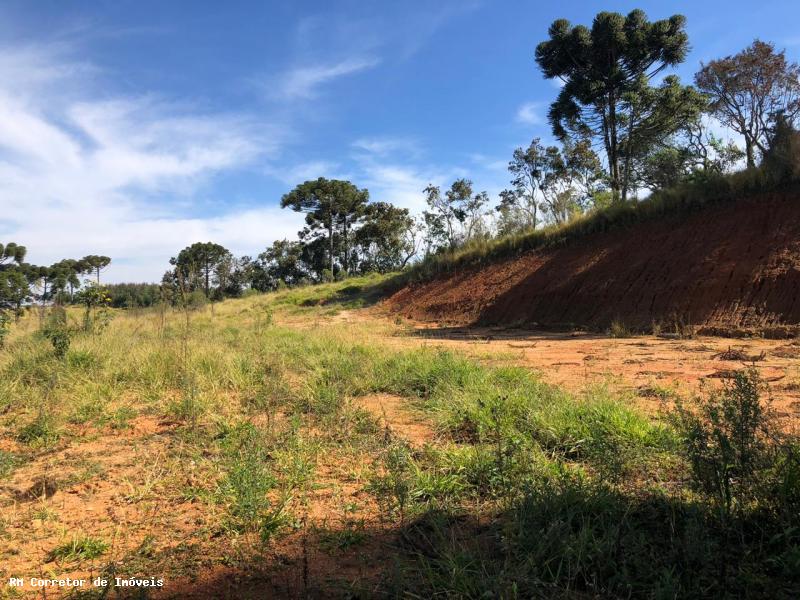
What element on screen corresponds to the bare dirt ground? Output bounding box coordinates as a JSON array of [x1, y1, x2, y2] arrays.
[[354, 394, 437, 447], [296, 306, 800, 424], [399, 322, 800, 425]]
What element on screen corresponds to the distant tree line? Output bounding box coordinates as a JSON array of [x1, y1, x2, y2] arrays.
[[0, 246, 113, 344], [160, 185, 420, 299], [0, 246, 112, 318]]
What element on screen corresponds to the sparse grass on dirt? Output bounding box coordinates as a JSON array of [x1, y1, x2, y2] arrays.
[[1, 275, 799, 598]]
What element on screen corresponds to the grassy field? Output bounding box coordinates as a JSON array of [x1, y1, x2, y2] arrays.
[[1, 275, 799, 598]]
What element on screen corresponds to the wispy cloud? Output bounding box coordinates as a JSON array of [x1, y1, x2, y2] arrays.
[[469, 153, 507, 173], [515, 101, 544, 125], [352, 136, 421, 157], [265, 160, 346, 186], [270, 56, 380, 100], [0, 42, 300, 282]]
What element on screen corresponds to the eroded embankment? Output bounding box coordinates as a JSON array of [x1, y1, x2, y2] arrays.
[[387, 191, 800, 335]]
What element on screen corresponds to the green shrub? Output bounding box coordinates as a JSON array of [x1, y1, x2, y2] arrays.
[[217, 422, 285, 543], [17, 413, 60, 446], [674, 369, 775, 516], [48, 535, 109, 563], [41, 307, 72, 358]]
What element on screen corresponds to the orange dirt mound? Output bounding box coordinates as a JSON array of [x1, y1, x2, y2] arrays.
[[387, 192, 800, 335]]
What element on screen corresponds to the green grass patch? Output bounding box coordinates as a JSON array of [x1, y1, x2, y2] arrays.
[[48, 535, 109, 563]]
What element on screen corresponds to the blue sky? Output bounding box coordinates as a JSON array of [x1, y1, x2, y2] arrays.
[[1, 0, 799, 282]]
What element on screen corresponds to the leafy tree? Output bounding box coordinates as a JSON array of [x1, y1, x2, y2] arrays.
[[682, 118, 745, 176], [81, 255, 111, 284], [169, 242, 231, 297], [499, 138, 604, 229], [696, 40, 800, 168], [535, 9, 697, 201], [32, 265, 58, 306], [253, 240, 308, 290], [51, 259, 82, 302], [561, 137, 605, 207], [617, 76, 706, 196], [355, 202, 417, 272], [500, 140, 549, 231], [422, 179, 489, 250], [281, 178, 369, 277], [496, 188, 530, 236], [0, 267, 31, 321], [762, 113, 800, 183], [105, 283, 162, 308], [299, 236, 333, 281], [422, 183, 460, 250], [0, 242, 30, 323], [637, 146, 693, 191], [0, 310, 9, 348], [75, 283, 113, 333], [637, 115, 746, 191]]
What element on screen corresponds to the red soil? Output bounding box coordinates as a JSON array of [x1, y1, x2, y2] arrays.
[[387, 192, 800, 334]]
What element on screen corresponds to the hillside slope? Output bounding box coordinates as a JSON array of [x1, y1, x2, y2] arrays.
[[387, 191, 800, 335]]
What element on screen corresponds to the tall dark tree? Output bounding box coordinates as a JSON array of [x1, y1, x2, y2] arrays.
[[253, 240, 308, 290], [169, 242, 231, 297], [1, 242, 31, 322], [0, 268, 30, 321], [81, 255, 112, 284], [51, 259, 82, 301], [280, 178, 369, 278], [762, 114, 800, 182], [355, 202, 417, 272], [696, 40, 800, 168], [535, 9, 698, 201]]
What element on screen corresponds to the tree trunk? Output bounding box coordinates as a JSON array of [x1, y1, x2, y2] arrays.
[[745, 137, 756, 169], [621, 106, 637, 203], [607, 93, 621, 201], [329, 221, 334, 280], [343, 214, 349, 274]]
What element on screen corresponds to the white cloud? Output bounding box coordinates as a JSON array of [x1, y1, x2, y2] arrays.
[[265, 160, 346, 186], [516, 101, 544, 125], [352, 136, 421, 157], [0, 43, 299, 282], [270, 56, 380, 100]]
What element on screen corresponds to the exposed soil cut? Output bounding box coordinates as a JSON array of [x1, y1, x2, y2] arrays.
[[387, 192, 800, 335]]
